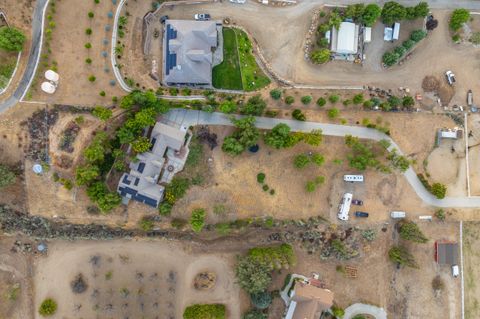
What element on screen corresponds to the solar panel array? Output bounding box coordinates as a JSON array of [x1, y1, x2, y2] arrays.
[[165, 24, 177, 76]]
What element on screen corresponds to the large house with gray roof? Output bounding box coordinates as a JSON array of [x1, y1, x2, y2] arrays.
[[117, 122, 191, 208], [163, 19, 222, 87]]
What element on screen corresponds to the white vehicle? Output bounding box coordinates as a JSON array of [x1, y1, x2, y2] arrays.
[[445, 70, 456, 85], [344, 175, 364, 182], [338, 193, 353, 221], [230, 0, 246, 3], [390, 211, 406, 219], [452, 265, 459, 277], [194, 13, 211, 21]]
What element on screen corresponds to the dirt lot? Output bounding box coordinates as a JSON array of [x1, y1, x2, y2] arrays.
[[33, 239, 240, 319], [467, 113, 480, 196], [464, 222, 480, 319], [29, 0, 124, 105]]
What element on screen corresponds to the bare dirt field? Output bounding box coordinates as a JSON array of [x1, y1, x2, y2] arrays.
[[464, 222, 480, 319], [29, 0, 124, 105], [33, 239, 241, 319]]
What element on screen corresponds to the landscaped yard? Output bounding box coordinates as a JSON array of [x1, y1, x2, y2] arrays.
[[212, 27, 242, 90], [0, 50, 18, 90], [212, 27, 270, 91]]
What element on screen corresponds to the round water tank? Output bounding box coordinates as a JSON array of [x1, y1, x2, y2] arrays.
[[41, 81, 56, 94], [33, 164, 43, 174], [45, 70, 59, 82]]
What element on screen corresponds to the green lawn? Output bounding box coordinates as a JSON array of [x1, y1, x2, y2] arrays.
[[212, 27, 243, 90], [0, 53, 16, 89], [235, 29, 270, 91], [212, 28, 270, 91]]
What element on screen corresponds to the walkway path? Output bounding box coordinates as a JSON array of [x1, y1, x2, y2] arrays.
[[0, 0, 49, 113], [343, 303, 387, 319], [165, 108, 480, 208]]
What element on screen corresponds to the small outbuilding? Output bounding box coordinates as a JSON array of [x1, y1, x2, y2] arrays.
[[330, 22, 359, 55], [435, 241, 459, 265]]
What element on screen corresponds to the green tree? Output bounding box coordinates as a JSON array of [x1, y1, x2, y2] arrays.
[[399, 221, 428, 243], [0, 164, 16, 188], [301, 95, 312, 105], [316, 97, 326, 107], [133, 107, 157, 128], [269, 89, 282, 100], [327, 108, 340, 119], [39, 298, 57, 316], [435, 209, 446, 221], [241, 95, 266, 116], [235, 256, 272, 294], [402, 96, 415, 108], [383, 51, 399, 67], [292, 109, 306, 121], [219, 100, 237, 114], [410, 29, 427, 42], [329, 94, 340, 104], [131, 136, 152, 153], [75, 165, 99, 186], [190, 208, 206, 233], [345, 4, 365, 21], [362, 4, 382, 27], [394, 45, 406, 58], [402, 39, 415, 50], [92, 106, 112, 121], [311, 153, 325, 166], [250, 291, 272, 310], [248, 244, 295, 270], [305, 180, 316, 192], [328, 12, 342, 30], [84, 132, 110, 163], [294, 154, 310, 168], [96, 191, 121, 212], [388, 95, 401, 107], [285, 96, 295, 105], [183, 304, 226, 319], [412, 2, 429, 18], [331, 305, 345, 319], [310, 49, 331, 64], [381, 1, 407, 25], [352, 93, 364, 104], [388, 245, 418, 268], [222, 136, 245, 156], [264, 123, 292, 149], [431, 183, 447, 199], [449, 9, 470, 31], [302, 129, 323, 146], [0, 27, 26, 52]]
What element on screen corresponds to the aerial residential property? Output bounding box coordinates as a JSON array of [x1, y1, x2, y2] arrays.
[[1, 1, 480, 319]]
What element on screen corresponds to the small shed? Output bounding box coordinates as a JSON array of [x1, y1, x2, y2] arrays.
[[435, 241, 459, 265], [392, 22, 400, 41], [384, 27, 393, 41], [364, 27, 372, 43]]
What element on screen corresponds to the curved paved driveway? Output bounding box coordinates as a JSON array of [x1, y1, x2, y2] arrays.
[[165, 108, 480, 208], [343, 303, 387, 319], [0, 0, 49, 113]]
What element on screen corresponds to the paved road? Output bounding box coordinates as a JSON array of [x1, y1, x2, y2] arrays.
[[165, 108, 480, 208], [0, 0, 49, 113], [343, 303, 387, 319]]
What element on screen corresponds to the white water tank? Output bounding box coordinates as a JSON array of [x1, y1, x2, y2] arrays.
[[41, 81, 56, 94], [45, 70, 60, 83]]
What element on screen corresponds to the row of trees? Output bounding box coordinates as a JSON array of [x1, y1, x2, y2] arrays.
[[222, 118, 323, 156], [380, 1, 429, 25], [382, 30, 427, 67], [389, 220, 429, 269]]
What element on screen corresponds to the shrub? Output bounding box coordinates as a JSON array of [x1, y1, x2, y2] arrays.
[[85, 28, 92, 35], [311, 153, 325, 166], [0, 27, 26, 52], [383, 51, 399, 66], [381, 1, 406, 25], [450, 9, 470, 31], [85, 57, 92, 64], [305, 180, 316, 192], [158, 202, 173, 216], [452, 34, 461, 42], [361, 229, 376, 241], [92, 106, 112, 121], [388, 245, 418, 268], [431, 182, 447, 199], [190, 208, 206, 233], [257, 173, 266, 183], [394, 45, 406, 57], [84, 42, 92, 49], [139, 216, 154, 231], [388, 95, 401, 107], [99, 91, 106, 97], [432, 275, 445, 291], [250, 291, 272, 310], [241, 95, 266, 116], [301, 95, 312, 104], [243, 309, 267, 319], [183, 304, 226, 319], [88, 11, 94, 18], [362, 3, 382, 26], [292, 109, 306, 121], [471, 32, 480, 44], [294, 154, 310, 168], [410, 29, 427, 42], [94, 0, 100, 3], [310, 48, 331, 64], [219, 100, 237, 114], [327, 108, 340, 119], [262, 184, 269, 191], [402, 39, 415, 50], [39, 298, 57, 316], [342, 99, 351, 106], [247, 244, 295, 270], [285, 96, 294, 105], [328, 94, 340, 103], [88, 75, 96, 82], [131, 136, 152, 153], [269, 89, 281, 100], [352, 93, 364, 104], [435, 209, 446, 221], [331, 305, 345, 318], [235, 256, 272, 294], [0, 164, 16, 188], [316, 97, 326, 107]]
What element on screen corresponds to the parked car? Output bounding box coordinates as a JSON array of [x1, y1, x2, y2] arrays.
[[390, 211, 406, 219], [352, 199, 363, 206], [194, 13, 211, 21], [160, 15, 169, 24], [230, 0, 247, 3], [467, 90, 473, 106], [355, 211, 369, 218], [452, 265, 459, 277], [445, 70, 456, 85]]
